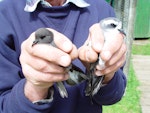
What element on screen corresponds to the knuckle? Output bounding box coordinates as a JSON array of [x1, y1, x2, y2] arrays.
[[116, 57, 125, 68], [22, 64, 32, 77], [89, 23, 98, 32], [36, 61, 48, 71], [101, 68, 110, 75], [19, 55, 24, 64], [20, 41, 25, 50], [46, 74, 65, 82], [116, 62, 121, 68], [122, 43, 127, 53]]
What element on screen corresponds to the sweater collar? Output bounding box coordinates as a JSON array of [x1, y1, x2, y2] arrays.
[[24, 0, 90, 12]]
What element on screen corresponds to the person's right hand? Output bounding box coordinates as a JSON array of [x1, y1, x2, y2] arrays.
[[19, 28, 78, 102]]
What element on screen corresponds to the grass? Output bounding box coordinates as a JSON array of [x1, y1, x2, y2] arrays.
[[103, 63, 141, 113], [132, 43, 150, 55], [103, 39, 150, 113]]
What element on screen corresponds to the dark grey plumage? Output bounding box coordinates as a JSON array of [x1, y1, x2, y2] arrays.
[[33, 28, 88, 98], [33, 28, 68, 98], [85, 17, 126, 98], [32, 18, 125, 99]]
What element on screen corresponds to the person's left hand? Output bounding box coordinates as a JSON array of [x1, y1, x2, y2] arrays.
[[78, 23, 127, 84]]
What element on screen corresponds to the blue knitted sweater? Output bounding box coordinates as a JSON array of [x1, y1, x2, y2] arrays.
[[0, 0, 126, 113]]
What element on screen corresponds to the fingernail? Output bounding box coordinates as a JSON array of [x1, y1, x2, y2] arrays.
[[95, 70, 103, 76], [60, 56, 70, 66], [63, 41, 72, 52], [94, 43, 102, 52]]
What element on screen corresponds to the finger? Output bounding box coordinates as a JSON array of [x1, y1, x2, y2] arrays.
[[95, 53, 126, 76], [20, 51, 66, 73], [32, 45, 71, 67], [89, 24, 104, 53], [78, 45, 98, 62], [69, 44, 78, 60], [47, 28, 73, 53], [108, 42, 127, 65], [100, 33, 124, 61], [22, 63, 69, 83], [22, 38, 72, 67]]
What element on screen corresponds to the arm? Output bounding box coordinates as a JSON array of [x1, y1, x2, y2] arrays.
[[0, 23, 77, 113], [20, 28, 78, 102], [93, 68, 126, 105], [0, 37, 53, 113], [78, 23, 127, 105], [0, 4, 52, 112]]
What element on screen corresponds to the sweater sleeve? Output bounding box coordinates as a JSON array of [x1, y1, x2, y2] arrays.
[[80, 0, 126, 105], [92, 68, 127, 105], [0, 37, 55, 113], [0, 11, 54, 113]]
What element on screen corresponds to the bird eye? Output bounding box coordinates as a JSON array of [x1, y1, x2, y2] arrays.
[[41, 36, 46, 39], [110, 23, 117, 28]]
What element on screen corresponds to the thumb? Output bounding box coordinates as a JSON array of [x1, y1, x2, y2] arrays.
[[47, 28, 73, 53]]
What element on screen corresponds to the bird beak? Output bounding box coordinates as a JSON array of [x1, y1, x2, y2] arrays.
[[118, 29, 126, 36], [32, 40, 39, 47]]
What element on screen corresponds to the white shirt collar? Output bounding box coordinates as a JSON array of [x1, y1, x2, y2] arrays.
[[24, 0, 90, 12]]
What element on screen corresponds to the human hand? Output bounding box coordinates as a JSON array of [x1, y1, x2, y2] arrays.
[[20, 28, 78, 101], [78, 23, 126, 84]]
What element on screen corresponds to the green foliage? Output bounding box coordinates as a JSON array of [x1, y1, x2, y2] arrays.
[[103, 63, 141, 113], [132, 43, 150, 55], [103, 40, 150, 113]]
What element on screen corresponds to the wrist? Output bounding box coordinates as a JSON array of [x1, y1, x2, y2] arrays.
[[24, 81, 52, 102], [102, 72, 115, 84]]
